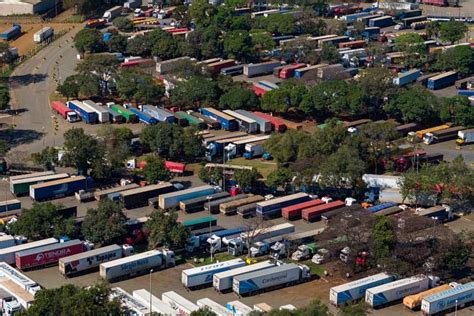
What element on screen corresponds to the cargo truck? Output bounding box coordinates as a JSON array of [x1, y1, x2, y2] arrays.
[[140, 105, 176, 123], [0, 235, 15, 250], [179, 192, 230, 213], [159, 185, 216, 210], [181, 258, 246, 289], [403, 283, 454, 309], [456, 128, 474, 146], [186, 227, 244, 253], [82, 100, 110, 123], [196, 298, 228, 316], [67, 100, 98, 124], [427, 71, 458, 90], [291, 243, 317, 261], [221, 65, 244, 76], [244, 61, 282, 77], [252, 112, 286, 133], [33, 27, 53, 43], [103, 6, 122, 22], [110, 104, 138, 123], [423, 126, 465, 144], [100, 249, 175, 281], [200, 108, 238, 131], [282, 199, 324, 220], [232, 263, 311, 296], [59, 244, 133, 277], [256, 193, 310, 217], [0, 199, 21, 214], [368, 16, 393, 27], [279, 64, 306, 79], [223, 110, 258, 133], [329, 273, 396, 306], [204, 194, 249, 214], [226, 136, 271, 159], [365, 275, 431, 308], [302, 200, 345, 222], [16, 239, 84, 270], [414, 124, 451, 139], [0, 24, 21, 41], [120, 182, 175, 209], [176, 111, 207, 129], [189, 111, 221, 129], [207, 59, 236, 74], [220, 195, 264, 215], [367, 202, 398, 213], [243, 143, 265, 159], [421, 282, 474, 315], [0, 238, 58, 265], [0, 262, 41, 295], [213, 260, 277, 292], [162, 291, 199, 315], [30, 176, 88, 201], [393, 69, 421, 86], [132, 289, 176, 315], [10, 173, 69, 196], [51, 101, 79, 122]]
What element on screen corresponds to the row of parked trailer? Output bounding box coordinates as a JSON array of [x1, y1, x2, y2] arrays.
[[330, 273, 473, 315]]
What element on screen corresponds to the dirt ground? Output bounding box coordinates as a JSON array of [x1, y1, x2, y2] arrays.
[[0, 23, 78, 55]]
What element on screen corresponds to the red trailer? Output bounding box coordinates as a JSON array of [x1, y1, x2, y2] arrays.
[[51, 101, 72, 119], [282, 199, 324, 220], [120, 59, 153, 68], [421, 0, 447, 6], [166, 28, 189, 33], [165, 161, 185, 173], [252, 83, 271, 96], [302, 200, 345, 222], [279, 63, 306, 79], [207, 59, 236, 74], [15, 240, 84, 270], [339, 40, 366, 49], [85, 18, 106, 28], [144, 8, 155, 17], [253, 111, 286, 132]]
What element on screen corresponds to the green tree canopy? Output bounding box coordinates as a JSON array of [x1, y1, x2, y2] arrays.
[[394, 33, 426, 67], [145, 210, 190, 249], [219, 86, 259, 110], [116, 69, 164, 103], [440, 96, 474, 127], [82, 199, 127, 245], [191, 308, 218, 316], [58, 74, 100, 99], [234, 169, 261, 192], [384, 86, 439, 123], [74, 28, 103, 53], [31, 146, 59, 171], [171, 76, 221, 107], [434, 45, 474, 75], [143, 155, 171, 184], [261, 81, 307, 113], [108, 34, 128, 53], [0, 84, 10, 110], [112, 16, 134, 32], [320, 43, 340, 64], [61, 128, 104, 176], [371, 215, 396, 262], [266, 168, 293, 192], [439, 20, 468, 44], [223, 30, 254, 61], [97, 126, 133, 172]]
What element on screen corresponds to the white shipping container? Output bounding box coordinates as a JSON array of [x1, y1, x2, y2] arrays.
[[133, 289, 177, 316], [82, 100, 110, 123], [162, 291, 199, 316], [182, 258, 246, 288], [421, 282, 474, 315], [159, 185, 216, 210], [244, 61, 281, 77], [111, 287, 150, 316], [0, 235, 15, 250], [213, 260, 276, 292], [0, 238, 58, 265], [33, 27, 53, 43], [365, 276, 429, 307], [0, 262, 40, 294], [59, 244, 123, 276], [197, 298, 230, 316]]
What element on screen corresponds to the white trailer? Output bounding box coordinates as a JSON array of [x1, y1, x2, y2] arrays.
[[100, 249, 175, 281], [82, 100, 110, 123], [365, 275, 430, 307], [182, 258, 245, 289], [162, 291, 199, 316], [33, 27, 53, 43], [0, 263, 41, 295], [59, 244, 133, 277], [196, 298, 229, 316], [244, 61, 282, 77], [421, 281, 474, 315], [110, 287, 150, 316], [329, 273, 395, 306], [133, 289, 177, 316], [0, 235, 15, 250], [0, 238, 58, 265], [159, 185, 216, 210], [213, 260, 277, 292], [226, 300, 253, 316], [362, 174, 402, 189], [241, 223, 295, 243]]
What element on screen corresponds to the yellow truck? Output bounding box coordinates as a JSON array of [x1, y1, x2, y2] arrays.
[[415, 124, 450, 139], [403, 283, 454, 309]]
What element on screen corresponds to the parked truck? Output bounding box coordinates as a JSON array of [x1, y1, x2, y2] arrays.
[[421, 282, 474, 315], [403, 283, 455, 310], [51, 101, 79, 122], [423, 126, 465, 144], [232, 263, 311, 296], [256, 193, 310, 217], [159, 185, 216, 210], [204, 194, 249, 214], [393, 69, 421, 86], [427, 71, 458, 90], [365, 276, 432, 308], [67, 100, 98, 124], [181, 258, 246, 289], [30, 176, 88, 201], [132, 289, 176, 315], [213, 260, 277, 292], [100, 249, 175, 281], [128, 107, 157, 125], [220, 195, 264, 215], [140, 105, 176, 123], [456, 128, 474, 146], [0, 24, 21, 41], [368, 16, 393, 27], [414, 124, 451, 140], [330, 273, 396, 306], [282, 199, 324, 220], [200, 108, 238, 131], [196, 298, 228, 316], [244, 61, 282, 77], [416, 205, 453, 222], [162, 291, 199, 315], [291, 243, 317, 261], [120, 182, 175, 209], [235, 110, 272, 133], [179, 192, 230, 213], [10, 173, 69, 196], [33, 27, 53, 43], [110, 104, 138, 122], [103, 6, 122, 22], [186, 227, 244, 253], [223, 110, 258, 133], [302, 200, 345, 222], [82, 100, 110, 123], [110, 287, 150, 316], [0, 238, 57, 265]]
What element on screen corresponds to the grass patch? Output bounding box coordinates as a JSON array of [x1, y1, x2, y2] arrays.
[[49, 91, 68, 103], [62, 15, 85, 23], [301, 259, 327, 277], [229, 157, 277, 178]]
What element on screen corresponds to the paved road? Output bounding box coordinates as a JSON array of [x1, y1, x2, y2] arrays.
[[7, 26, 81, 160]]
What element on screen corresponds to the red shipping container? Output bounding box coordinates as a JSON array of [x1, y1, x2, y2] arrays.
[[166, 28, 189, 33], [165, 161, 185, 173], [302, 200, 345, 222], [51, 101, 72, 119], [282, 199, 324, 220], [279, 63, 306, 79], [16, 240, 84, 270], [253, 112, 287, 133], [421, 0, 447, 6]]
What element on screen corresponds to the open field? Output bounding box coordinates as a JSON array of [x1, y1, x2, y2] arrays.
[[229, 157, 278, 178]]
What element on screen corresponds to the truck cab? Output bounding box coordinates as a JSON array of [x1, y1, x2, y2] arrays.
[[291, 243, 317, 261], [249, 241, 270, 257], [311, 248, 329, 264], [66, 112, 80, 122], [227, 237, 244, 256], [1, 297, 22, 316], [270, 240, 289, 259]]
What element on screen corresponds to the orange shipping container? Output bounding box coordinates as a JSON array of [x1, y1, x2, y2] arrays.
[[403, 284, 452, 309]]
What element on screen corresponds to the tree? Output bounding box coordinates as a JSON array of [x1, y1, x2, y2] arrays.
[[384, 86, 439, 123], [425, 21, 440, 39], [439, 20, 468, 44], [97, 126, 133, 172], [357, 67, 395, 108], [145, 210, 190, 249], [186, 25, 223, 59], [219, 86, 258, 110], [171, 76, 221, 107], [297, 10, 326, 36], [108, 34, 128, 53], [266, 168, 293, 192], [23, 283, 123, 316], [299, 299, 332, 316], [264, 130, 309, 163], [143, 155, 171, 184], [234, 169, 261, 192], [113, 16, 134, 32], [0, 42, 13, 65], [9, 202, 77, 240], [116, 69, 164, 103], [189, 0, 215, 27], [61, 128, 104, 175], [339, 302, 369, 316], [261, 81, 307, 113], [371, 216, 396, 262], [223, 30, 253, 61], [394, 33, 426, 68], [250, 29, 276, 54], [58, 74, 100, 99], [434, 45, 474, 75], [0, 140, 8, 157], [281, 38, 319, 64], [256, 14, 296, 35], [31, 147, 59, 170], [320, 43, 340, 64], [82, 200, 127, 245], [126, 35, 152, 56], [191, 308, 217, 316], [300, 80, 346, 117], [440, 96, 474, 127], [74, 28, 103, 53], [0, 84, 10, 110]]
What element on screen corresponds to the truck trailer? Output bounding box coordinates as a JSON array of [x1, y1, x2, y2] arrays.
[[67, 100, 98, 124], [100, 249, 175, 281], [223, 110, 258, 133], [128, 107, 157, 125], [213, 260, 277, 292], [256, 193, 310, 217], [10, 173, 69, 196], [235, 110, 272, 133], [232, 263, 310, 296], [427, 71, 458, 90], [0, 238, 58, 265], [94, 183, 140, 201], [110, 104, 138, 123], [120, 182, 175, 209], [29, 176, 87, 201], [204, 194, 249, 214], [16, 240, 84, 270], [244, 61, 282, 77], [82, 100, 110, 123], [110, 287, 150, 316], [220, 195, 264, 215], [132, 289, 176, 315], [403, 283, 454, 309], [421, 282, 474, 315], [159, 185, 216, 210], [179, 192, 230, 213], [181, 258, 246, 289], [302, 200, 345, 222], [162, 291, 199, 315], [200, 108, 238, 131], [196, 298, 228, 316], [393, 69, 421, 86], [423, 126, 465, 144], [51, 101, 79, 122], [282, 199, 324, 220]]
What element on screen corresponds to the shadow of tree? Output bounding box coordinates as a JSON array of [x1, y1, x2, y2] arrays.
[[0, 129, 44, 146], [8, 73, 48, 88]]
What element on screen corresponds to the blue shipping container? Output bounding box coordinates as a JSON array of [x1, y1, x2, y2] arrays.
[[0, 24, 21, 41], [427, 71, 458, 90], [393, 69, 421, 86], [256, 193, 311, 217], [367, 202, 398, 213], [0, 199, 21, 213], [200, 108, 238, 131], [128, 107, 157, 125], [67, 101, 98, 123], [30, 177, 89, 201], [369, 16, 393, 28], [457, 90, 474, 97]]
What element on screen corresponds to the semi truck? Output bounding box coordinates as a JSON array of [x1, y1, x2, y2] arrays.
[[0, 262, 41, 295], [59, 244, 133, 277], [456, 128, 474, 146], [421, 282, 474, 315], [423, 126, 465, 144], [213, 260, 277, 292], [181, 258, 246, 289], [0, 24, 21, 41], [159, 185, 216, 210], [414, 124, 451, 140], [243, 142, 266, 159], [51, 101, 79, 122], [223, 110, 258, 133], [244, 61, 282, 77], [279, 64, 306, 79], [220, 195, 264, 215], [403, 283, 454, 309], [179, 191, 230, 213], [256, 193, 310, 217], [162, 291, 199, 315], [185, 227, 244, 253], [291, 243, 317, 261], [365, 275, 431, 308], [29, 176, 88, 201], [232, 263, 311, 296], [329, 273, 396, 306], [10, 173, 69, 196], [427, 71, 458, 90], [226, 136, 271, 158], [200, 108, 238, 131], [235, 110, 272, 133], [100, 249, 175, 281], [103, 6, 122, 22], [82, 100, 110, 123], [33, 27, 53, 43], [16, 239, 84, 270], [120, 182, 175, 209], [0, 238, 57, 265], [67, 100, 98, 124], [132, 289, 176, 315]]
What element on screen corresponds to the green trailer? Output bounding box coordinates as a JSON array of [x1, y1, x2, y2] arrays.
[[110, 105, 138, 123], [182, 216, 217, 231], [10, 173, 70, 196], [176, 111, 207, 129]]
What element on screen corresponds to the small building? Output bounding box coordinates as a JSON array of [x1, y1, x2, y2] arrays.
[[0, 0, 57, 16]]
